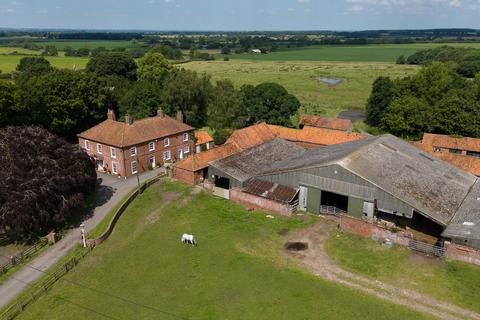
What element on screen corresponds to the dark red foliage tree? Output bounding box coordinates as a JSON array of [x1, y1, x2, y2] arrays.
[[0, 126, 96, 240]]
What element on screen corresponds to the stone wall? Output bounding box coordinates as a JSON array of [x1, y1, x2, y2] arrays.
[[229, 188, 293, 216]]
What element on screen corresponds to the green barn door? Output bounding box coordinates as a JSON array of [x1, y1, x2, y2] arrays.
[[306, 187, 321, 214]]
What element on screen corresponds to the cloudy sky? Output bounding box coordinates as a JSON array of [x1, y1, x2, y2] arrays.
[[0, 0, 479, 30]]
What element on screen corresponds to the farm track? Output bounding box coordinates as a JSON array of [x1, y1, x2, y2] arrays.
[[284, 216, 480, 320]]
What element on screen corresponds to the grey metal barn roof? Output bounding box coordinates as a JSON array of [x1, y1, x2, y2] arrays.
[[261, 134, 477, 226], [209, 138, 304, 184], [443, 179, 480, 240]]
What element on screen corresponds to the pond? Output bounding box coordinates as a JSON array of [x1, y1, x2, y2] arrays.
[[317, 77, 343, 86]]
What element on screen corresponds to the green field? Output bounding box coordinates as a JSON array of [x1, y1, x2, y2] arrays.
[[15, 180, 430, 320], [0, 40, 141, 50], [227, 43, 480, 63], [325, 230, 480, 313], [0, 55, 89, 73], [182, 60, 418, 117]]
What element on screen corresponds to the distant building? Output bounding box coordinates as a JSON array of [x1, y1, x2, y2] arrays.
[[250, 49, 262, 54], [194, 130, 214, 153], [415, 133, 480, 176], [299, 114, 353, 132], [78, 109, 194, 178]]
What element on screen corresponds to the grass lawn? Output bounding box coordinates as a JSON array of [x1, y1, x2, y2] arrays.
[[325, 230, 480, 314], [182, 60, 418, 117], [226, 43, 480, 63], [15, 180, 430, 320]]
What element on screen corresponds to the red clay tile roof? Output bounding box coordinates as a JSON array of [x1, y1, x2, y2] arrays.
[[414, 139, 480, 176], [421, 133, 480, 153], [175, 142, 240, 171], [176, 122, 369, 173], [267, 124, 368, 146], [78, 115, 194, 148], [225, 123, 277, 149], [299, 114, 352, 132], [195, 130, 214, 146]]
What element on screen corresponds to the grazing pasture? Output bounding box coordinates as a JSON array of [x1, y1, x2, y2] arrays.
[[14, 180, 430, 320], [0, 40, 142, 50], [227, 43, 480, 63], [182, 60, 418, 116], [0, 55, 89, 73]]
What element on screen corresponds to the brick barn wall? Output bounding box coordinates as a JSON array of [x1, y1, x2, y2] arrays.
[[229, 188, 293, 217], [445, 242, 480, 266], [339, 215, 412, 247], [173, 167, 196, 185]]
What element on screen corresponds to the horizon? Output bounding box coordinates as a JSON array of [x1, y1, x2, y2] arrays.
[[1, 0, 480, 31]]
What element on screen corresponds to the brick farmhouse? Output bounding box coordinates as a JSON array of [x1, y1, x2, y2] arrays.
[[78, 109, 194, 178]]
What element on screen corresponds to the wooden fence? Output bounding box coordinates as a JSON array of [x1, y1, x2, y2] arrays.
[[0, 238, 48, 275], [0, 246, 92, 320]]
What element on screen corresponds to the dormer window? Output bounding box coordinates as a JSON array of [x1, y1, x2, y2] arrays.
[[149, 141, 155, 151], [164, 138, 170, 147]]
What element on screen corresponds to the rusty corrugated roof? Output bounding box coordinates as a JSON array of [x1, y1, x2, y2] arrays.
[[243, 179, 298, 204]]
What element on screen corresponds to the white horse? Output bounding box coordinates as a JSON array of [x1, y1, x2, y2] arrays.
[[181, 233, 197, 246]]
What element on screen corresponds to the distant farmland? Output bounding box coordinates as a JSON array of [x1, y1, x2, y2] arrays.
[[226, 43, 480, 63], [182, 60, 418, 117]]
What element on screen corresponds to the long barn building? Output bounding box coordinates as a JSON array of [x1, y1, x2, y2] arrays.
[[208, 134, 480, 249]]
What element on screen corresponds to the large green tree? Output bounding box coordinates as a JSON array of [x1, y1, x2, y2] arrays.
[[119, 81, 163, 120], [162, 69, 212, 127], [208, 79, 247, 130], [17, 69, 111, 139], [0, 80, 22, 127], [366, 77, 395, 126], [137, 52, 172, 83], [241, 82, 300, 126], [86, 52, 137, 80]]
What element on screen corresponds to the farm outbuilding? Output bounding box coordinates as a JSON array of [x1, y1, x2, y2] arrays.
[[208, 138, 304, 189], [256, 134, 480, 245]]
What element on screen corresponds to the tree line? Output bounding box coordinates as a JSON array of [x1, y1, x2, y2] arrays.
[[396, 45, 480, 78], [366, 62, 480, 139], [0, 50, 300, 143]]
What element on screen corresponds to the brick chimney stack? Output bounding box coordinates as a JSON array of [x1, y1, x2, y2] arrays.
[[157, 107, 165, 118], [125, 114, 133, 125], [176, 110, 184, 123], [107, 109, 116, 121]]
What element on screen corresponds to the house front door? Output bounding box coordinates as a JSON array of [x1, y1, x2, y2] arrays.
[[149, 156, 155, 168]]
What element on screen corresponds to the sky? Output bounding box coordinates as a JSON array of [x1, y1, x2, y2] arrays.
[[0, 0, 480, 31]]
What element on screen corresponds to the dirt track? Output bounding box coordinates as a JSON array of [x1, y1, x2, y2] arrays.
[[284, 216, 480, 320]]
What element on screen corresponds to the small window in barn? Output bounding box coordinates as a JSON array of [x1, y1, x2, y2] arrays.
[[85, 140, 91, 150], [184, 146, 190, 154], [110, 147, 116, 159], [96, 143, 102, 154], [449, 148, 462, 154], [130, 146, 137, 156], [164, 138, 170, 147], [149, 141, 155, 151], [467, 151, 480, 158], [163, 150, 171, 161], [183, 133, 189, 142], [131, 161, 137, 174]]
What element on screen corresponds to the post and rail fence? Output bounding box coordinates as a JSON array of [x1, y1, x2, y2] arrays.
[[0, 238, 48, 275]]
